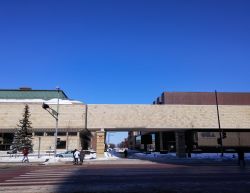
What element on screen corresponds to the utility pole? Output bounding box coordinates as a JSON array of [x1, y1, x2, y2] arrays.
[[54, 87, 60, 157], [215, 90, 223, 157], [42, 87, 60, 157]]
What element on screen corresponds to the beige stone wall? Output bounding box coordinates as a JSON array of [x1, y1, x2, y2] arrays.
[[1, 103, 250, 152], [32, 135, 80, 151], [0, 103, 86, 130], [1, 103, 250, 131], [198, 132, 250, 147], [96, 131, 105, 157], [87, 104, 250, 129]]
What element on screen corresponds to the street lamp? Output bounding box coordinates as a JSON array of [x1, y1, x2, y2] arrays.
[[42, 87, 60, 157]]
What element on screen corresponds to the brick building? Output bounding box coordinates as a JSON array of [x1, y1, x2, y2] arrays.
[[135, 91, 250, 155]]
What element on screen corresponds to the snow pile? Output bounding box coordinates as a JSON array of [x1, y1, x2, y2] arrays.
[[104, 151, 120, 160], [134, 152, 176, 160], [0, 150, 120, 163], [0, 155, 58, 163], [133, 152, 250, 161]]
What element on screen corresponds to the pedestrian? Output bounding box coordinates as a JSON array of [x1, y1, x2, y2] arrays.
[[72, 149, 77, 164], [237, 148, 245, 168], [22, 147, 29, 163], [79, 149, 85, 165], [124, 149, 128, 158], [74, 149, 80, 165]]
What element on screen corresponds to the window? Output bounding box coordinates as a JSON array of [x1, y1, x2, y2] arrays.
[[68, 132, 77, 136], [34, 132, 44, 136], [57, 139, 66, 149], [200, 132, 216, 138], [58, 132, 66, 136], [46, 132, 54, 136]]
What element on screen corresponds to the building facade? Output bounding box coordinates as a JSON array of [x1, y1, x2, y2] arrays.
[[0, 88, 87, 152], [151, 92, 250, 155], [1, 89, 250, 158]]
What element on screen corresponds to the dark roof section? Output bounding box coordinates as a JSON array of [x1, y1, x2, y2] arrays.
[[0, 89, 68, 100], [154, 92, 250, 105]]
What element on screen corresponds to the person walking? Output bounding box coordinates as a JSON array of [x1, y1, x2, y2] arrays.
[[22, 147, 29, 163], [79, 149, 85, 165], [74, 149, 80, 165], [238, 148, 245, 168], [124, 149, 128, 158], [72, 149, 77, 164]]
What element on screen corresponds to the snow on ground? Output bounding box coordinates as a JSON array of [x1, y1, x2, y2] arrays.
[[2, 150, 249, 164], [0, 150, 120, 163], [133, 151, 250, 161]]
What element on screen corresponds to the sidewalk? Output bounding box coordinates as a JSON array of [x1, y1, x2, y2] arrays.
[[1, 151, 250, 167], [130, 152, 250, 166]]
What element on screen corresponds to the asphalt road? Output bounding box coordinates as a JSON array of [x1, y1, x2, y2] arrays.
[[0, 160, 250, 193]]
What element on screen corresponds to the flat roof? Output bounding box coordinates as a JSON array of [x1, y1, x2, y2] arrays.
[[0, 89, 68, 100]]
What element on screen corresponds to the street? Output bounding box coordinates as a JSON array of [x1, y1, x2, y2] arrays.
[[0, 159, 250, 193]]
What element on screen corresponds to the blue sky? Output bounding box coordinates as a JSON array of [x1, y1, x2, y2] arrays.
[[0, 0, 250, 144]]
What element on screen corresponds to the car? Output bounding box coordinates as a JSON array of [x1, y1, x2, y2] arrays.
[[83, 150, 96, 159], [56, 150, 73, 158], [56, 150, 96, 159], [7, 149, 17, 154]]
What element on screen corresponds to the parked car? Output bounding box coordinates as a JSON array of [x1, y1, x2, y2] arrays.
[[84, 150, 96, 159], [56, 150, 96, 159], [7, 149, 17, 154], [56, 150, 73, 158]]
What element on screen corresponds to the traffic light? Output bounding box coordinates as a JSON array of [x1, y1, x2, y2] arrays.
[[222, 132, 227, 139], [42, 103, 50, 109]]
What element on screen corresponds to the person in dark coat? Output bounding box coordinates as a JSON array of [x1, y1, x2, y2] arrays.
[[124, 149, 128, 158], [238, 148, 245, 168], [72, 149, 77, 164], [79, 149, 85, 165]]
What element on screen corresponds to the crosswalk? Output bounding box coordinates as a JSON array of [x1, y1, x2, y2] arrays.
[[0, 167, 80, 192]]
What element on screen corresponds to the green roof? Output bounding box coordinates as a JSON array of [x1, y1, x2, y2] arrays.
[[0, 89, 68, 100]]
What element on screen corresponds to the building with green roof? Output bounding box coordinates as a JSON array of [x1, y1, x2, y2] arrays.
[[0, 88, 85, 151], [0, 88, 68, 100]]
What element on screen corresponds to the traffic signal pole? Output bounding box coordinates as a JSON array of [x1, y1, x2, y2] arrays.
[[215, 90, 224, 157]]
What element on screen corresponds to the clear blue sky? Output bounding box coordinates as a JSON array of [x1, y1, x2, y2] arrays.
[[0, 1, 250, 144]]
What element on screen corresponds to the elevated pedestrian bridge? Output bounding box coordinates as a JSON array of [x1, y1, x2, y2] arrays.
[[87, 104, 250, 130]]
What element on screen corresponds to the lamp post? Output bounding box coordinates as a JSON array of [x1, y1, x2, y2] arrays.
[[42, 87, 60, 157]]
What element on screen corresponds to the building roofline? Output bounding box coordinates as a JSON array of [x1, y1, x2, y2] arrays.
[[162, 91, 250, 94], [0, 89, 69, 99], [0, 89, 67, 93]]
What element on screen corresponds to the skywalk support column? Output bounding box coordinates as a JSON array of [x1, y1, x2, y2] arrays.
[[175, 131, 186, 158], [96, 130, 105, 158], [159, 132, 164, 152]]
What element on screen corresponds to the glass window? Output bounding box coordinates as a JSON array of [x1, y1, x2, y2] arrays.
[[46, 132, 54, 136], [57, 140, 66, 149], [68, 132, 77, 136], [58, 132, 66, 136], [34, 132, 44, 136], [200, 132, 216, 138]]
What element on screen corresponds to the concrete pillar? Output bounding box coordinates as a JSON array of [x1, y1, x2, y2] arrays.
[[159, 132, 164, 151], [66, 132, 69, 151], [91, 132, 97, 150], [96, 130, 105, 158], [175, 131, 186, 158], [77, 131, 81, 149]]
